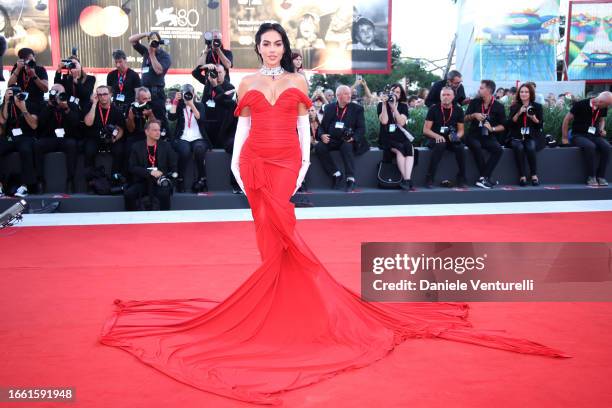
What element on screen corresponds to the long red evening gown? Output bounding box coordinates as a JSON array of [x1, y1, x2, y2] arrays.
[[100, 87, 568, 405]]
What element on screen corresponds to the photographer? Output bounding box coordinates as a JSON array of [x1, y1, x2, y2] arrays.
[[83, 85, 126, 180], [464, 79, 506, 189], [168, 84, 211, 193], [196, 30, 233, 82], [124, 120, 177, 211], [54, 55, 96, 111], [128, 32, 172, 109], [508, 83, 544, 186], [34, 84, 80, 193], [423, 86, 466, 188], [315, 85, 366, 192], [107, 49, 142, 114], [378, 83, 413, 190], [8, 48, 48, 104], [0, 87, 39, 197], [425, 70, 467, 107]]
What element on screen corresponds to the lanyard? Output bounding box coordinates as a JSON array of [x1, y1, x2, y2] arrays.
[[98, 105, 111, 127], [186, 107, 194, 129], [210, 50, 220, 65], [55, 110, 63, 126], [117, 71, 126, 93], [591, 101, 601, 127], [22, 71, 32, 90], [481, 97, 495, 117], [147, 143, 157, 167], [211, 89, 216, 98], [441, 104, 453, 126], [336, 104, 348, 121]]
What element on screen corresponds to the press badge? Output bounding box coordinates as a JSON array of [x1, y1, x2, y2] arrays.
[[70, 96, 79, 104], [142, 66, 150, 74], [440, 126, 449, 134], [335, 121, 345, 129], [12, 128, 23, 136], [206, 99, 216, 108], [389, 124, 397, 132], [521, 127, 530, 136], [115, 94, 125, 102], [55, 128, 65, 138], [588, 126, 597, 135]]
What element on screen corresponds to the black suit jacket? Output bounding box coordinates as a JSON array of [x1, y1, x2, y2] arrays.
[[167, 101, 211, 145], [129, 140, 178, 182], [317, 101, 369, 155]]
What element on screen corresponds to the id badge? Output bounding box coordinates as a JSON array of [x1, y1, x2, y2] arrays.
[[55, 128, 65, 138], [115, 94, 125, 102], [206, 99, 216, 108], [12, 128, 23, 137], [479, 121, 484, 127], [521, 127, 530, 136], [440, 126, 448, 134], [588, 126, 597, 135], [335, 121, 345, 129], [389, 124, 397, 133], [70, 96, 79, 104], [142, 66, 150, 74]]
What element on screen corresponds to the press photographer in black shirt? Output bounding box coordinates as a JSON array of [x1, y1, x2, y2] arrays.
[[316, 85, 366, 192], [168, 84, 211, 193], [464, 79, 506, 189], [8, 48, 48, 104], [197, 30, 233, 82], [508, 83, 544, 187], [129, 32, 172, 109], [34, 84, 80, 193], [377, 83, 413, 190], [562, 91, 612, 186], [83, 85, 126, 179], [124, 120, 177, 211], [0, 87, 39, 197], [423, 86, 466, 188], [425, 70, 467, 107], [54, 55, 96, 111], [107, 49, 142, 115]]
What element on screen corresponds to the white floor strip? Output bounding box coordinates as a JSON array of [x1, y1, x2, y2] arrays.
[[11, 200, 612, 227]]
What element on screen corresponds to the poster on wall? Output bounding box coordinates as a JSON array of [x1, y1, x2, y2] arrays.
[[566, 0, 612, 81], [56, 0, 222, 70], [456, 0, 560, 82], [0, 0, 53, 67], [228, 0, 391, 73]]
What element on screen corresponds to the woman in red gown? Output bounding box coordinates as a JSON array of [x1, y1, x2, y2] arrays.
[[100, 23, 568, 406]]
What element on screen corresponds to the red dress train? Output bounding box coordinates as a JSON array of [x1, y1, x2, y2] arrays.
[[100, 88, 568, 405]]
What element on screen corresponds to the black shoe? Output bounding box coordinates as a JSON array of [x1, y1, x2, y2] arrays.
[[232, 186, 243, 194], [531, 177, 540, 186], [519, 177, 527, 187], [192, 178, 208, 193], [332, 174, 342, 190], [199, 178, 208, 193], [425, 176, 434, 189], [475, 177, 493, 189], [345, 179, 355, 192], [400, 179, 414, 191]]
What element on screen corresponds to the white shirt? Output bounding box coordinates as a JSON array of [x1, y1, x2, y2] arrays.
[[181, 107, 203, 142]]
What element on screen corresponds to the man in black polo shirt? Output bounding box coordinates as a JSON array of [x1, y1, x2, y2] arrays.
[[425, 70, 467, 108], [83, 85, 126, 180], [423, 86, 466, 188], [107, 49, 141, 115], [464, 79, 506, 189], [128, 32, 172, 110], [0, 87, 39, 197], [34, 84, 80, 193], [562, 91, 612, 186], [316, 85, 366, 191], [7, 48, 49, 104]]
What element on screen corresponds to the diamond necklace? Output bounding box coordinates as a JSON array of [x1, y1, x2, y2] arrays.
[[260, 65, 285, 80]]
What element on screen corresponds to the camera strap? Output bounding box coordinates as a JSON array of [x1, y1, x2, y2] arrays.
[[441, 104, 453, 126], [523, 111, 528, 128], [22, 71, 32, 90], [210, 50, 220, 65], [481, 97, 494, 118], [117, 71, 126, 94], [336, 104, 348, 122], [54, 110, 63, 127], [98, 105, 111, 127], [590, 101, 600, 127], [185, 108, 194, 129], [147, 143, 157, 167]]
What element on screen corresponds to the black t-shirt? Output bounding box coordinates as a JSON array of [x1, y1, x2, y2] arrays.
[[570, 98, 608, 136], [84, 103, 126, 137], [205, 48, 233, 82], [2, 99, 41, 138], [465, 97, 506, 137], [106, 68, 142, 106], [133, 43, 172, 88], [10, 65, 48, 103], [425, 103, 465, 135], [377, 102, 409, 144], [53, 72, 96, 110], [507, 102, 543, 139], [37, 102, 81, 138]]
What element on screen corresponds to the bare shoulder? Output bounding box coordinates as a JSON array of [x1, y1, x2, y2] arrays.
[[288, 72, 308, 94], [237, 74, 258, 98]]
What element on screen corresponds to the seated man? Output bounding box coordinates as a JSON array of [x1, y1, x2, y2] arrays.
[[315, 85, 366, 192], [124, 120, 177, 211], [562, 91, 612, 186]]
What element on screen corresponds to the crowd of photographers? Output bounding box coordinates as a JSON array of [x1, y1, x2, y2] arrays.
[[1, 32, 611, 210]]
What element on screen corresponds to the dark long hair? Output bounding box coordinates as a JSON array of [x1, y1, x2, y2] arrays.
[[254, 23, 295, 73], [389, 83, 408, 103], [512, 83, 535, 106]]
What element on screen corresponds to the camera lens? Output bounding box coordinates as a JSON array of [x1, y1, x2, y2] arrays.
[[184, 92, 194, 101], [208, 70, 218, 79], [527, 106, 535, 116], [26, 60, 36, 68]]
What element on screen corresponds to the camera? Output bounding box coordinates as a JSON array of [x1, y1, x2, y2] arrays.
[[387, 93, 396, 104], [132, 101, 151, 115], [61, 59, 77, 69], [526, 106, 535, 116], [99, 124, 118, 145], [183, 91, 194, 101], [157, 172, 178, 188], [204, 31, 222, 48], [7, 86, 28, 102], [480, 115, 490, 136], [150, 38, 170, 48], [49, 89, 68, 106], [26, 59, 36, 68], [207, 68, 218, 79], [342, 127, 355, 142]]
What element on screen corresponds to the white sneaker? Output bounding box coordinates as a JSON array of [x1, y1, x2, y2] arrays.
[[14, 185, 28, 198]]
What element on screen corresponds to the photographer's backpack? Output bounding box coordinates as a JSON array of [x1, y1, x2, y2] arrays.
[[376, 160, 402, 189]]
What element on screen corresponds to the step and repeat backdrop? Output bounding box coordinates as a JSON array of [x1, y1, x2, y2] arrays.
[[1, 0, 392, 73]]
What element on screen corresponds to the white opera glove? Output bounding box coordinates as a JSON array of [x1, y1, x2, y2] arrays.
[[231, 116, 251, 195], [294, 114, 311, 195]]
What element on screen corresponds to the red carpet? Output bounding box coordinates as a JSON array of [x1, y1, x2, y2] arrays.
[[1, 211, 612, 407]]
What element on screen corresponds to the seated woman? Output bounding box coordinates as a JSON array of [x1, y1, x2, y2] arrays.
[[507, 83, 544, 186], [377, 83, 413, 190]]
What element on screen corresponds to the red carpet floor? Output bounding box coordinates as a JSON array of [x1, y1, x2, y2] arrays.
[[1, 211, 612, 407]]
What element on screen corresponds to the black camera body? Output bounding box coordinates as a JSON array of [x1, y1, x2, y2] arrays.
[[8, 86, 28, 102], [480, 115, 491, 136], [342, 127, 355, 142], [61, 59, 76, 69], [157, 171, 178, 188], [132, 101, 151, 114], [183, 91, 194, 101], [526, 106, 535, 116], [387, 93, 396, 104], [26, 59, 36, 68], [99, 124, 118, 145], [150, 39, 169, 48], [49, 89, 68, 106]]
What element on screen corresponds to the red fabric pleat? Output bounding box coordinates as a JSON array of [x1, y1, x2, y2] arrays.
[[100, 88, 569, 406]]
